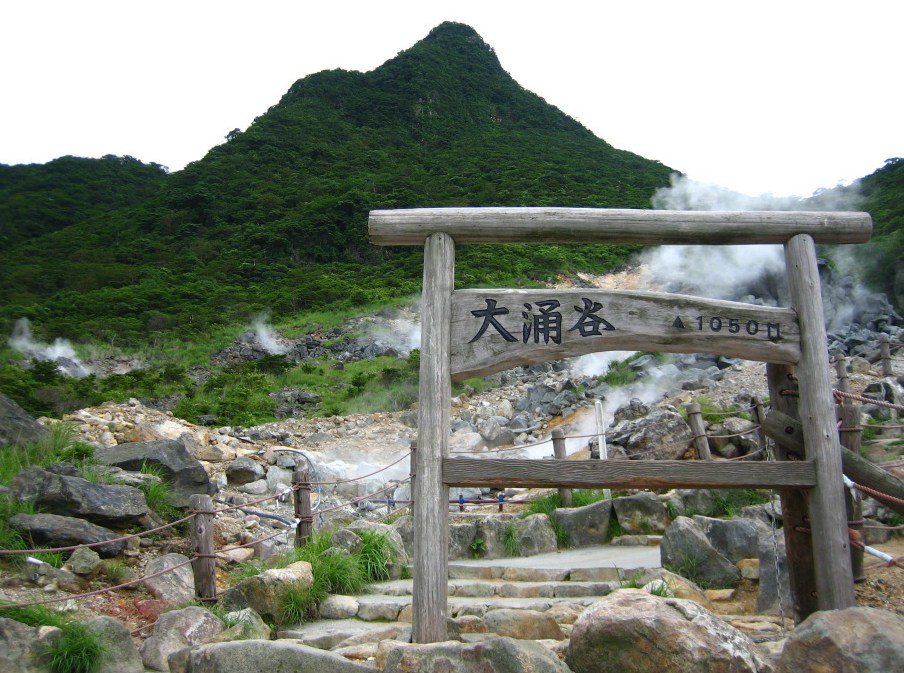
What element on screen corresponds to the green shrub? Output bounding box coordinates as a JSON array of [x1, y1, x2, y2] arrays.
[[711, 489, 769, 519], [277, 582, 324, 626], [469, 537, 487, 558]]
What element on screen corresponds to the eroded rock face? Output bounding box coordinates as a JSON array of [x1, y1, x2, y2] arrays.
[[9, 467, 148, 527], [567, 589, 771, 673], [140, 606, 225, 672], [219, 561, 314, 623], [95, 439, 216, 507], [8, 513, 126, 557], [660, 516, 741, 589], [0, 392, 49, 447], [776, 606, 904, 673]]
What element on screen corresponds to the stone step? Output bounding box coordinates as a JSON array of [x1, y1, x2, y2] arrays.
[[377, 577, 623, 599]]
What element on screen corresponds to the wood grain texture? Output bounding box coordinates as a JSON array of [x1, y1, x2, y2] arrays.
[[369, 207, 872, 245], [451, 289, 800, 378], [442, 458, 816, 489], [766, 363, 818, 623], [412, 233, 453, 643], [784, 234, 855, 609], [189, 494, 217, 602]]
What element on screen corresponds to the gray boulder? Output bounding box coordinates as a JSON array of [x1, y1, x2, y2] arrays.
[[757, 533, 792, 616], [449, 521, 478, 560], [692, 515, 767, 563], [482, 608, 565, 640], [384, 636, 571, 673], [95, 439, 216, 507], [219, 561, 313, 622], [567, 589, 770, 673], [9, 467, 148, 527], [143, 553, 196, 606], [8, 513, 126, 557], [776, 606, 904, 673], [171, 639, 374, 673], [88, 616, 145, 673], [612, 491, 670, 534], [515, 514, 558, 556], [140, 606, 225, 671], [0, 392, 49, 447], [609, 406, 693, 460], [551, 499, 613, 547], [0, 617, 60, 673], [660, 516, 740, 588], [224, 457, 265, 485]]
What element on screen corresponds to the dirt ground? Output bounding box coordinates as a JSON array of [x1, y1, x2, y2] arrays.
[[854, 537, 904, 616]]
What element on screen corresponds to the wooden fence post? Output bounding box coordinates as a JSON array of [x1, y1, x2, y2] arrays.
[[189, 494, 217, 603], [293, 469, 312, 547], [880, 334, 893, 377], [751, 396, 767, 453], [551, 429, 572, 507], [685, 404, 712, 460]]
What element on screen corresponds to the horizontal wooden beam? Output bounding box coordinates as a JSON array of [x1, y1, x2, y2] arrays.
[[369, 208, 872, 246], [443, 458, 816, 489], [451, 289, 800, 379]]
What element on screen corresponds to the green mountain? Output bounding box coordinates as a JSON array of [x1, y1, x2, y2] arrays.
[[0, 22, 674, 346], [857, 157, 904, 307]]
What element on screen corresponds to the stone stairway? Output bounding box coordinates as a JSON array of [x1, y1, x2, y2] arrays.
[[276, 544, 664, 650]]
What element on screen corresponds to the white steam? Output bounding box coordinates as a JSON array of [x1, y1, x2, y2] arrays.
[[9, 318, 92, 378], [252, 317, 288, 355]]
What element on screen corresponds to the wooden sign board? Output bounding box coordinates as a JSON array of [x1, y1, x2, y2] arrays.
[[451, 288, 800, 379]]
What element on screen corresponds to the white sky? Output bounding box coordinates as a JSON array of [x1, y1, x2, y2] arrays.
[[1, 0, 901, 198]]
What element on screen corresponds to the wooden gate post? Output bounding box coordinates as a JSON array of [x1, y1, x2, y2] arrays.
[[412, 232, 454, 643], [189, 494, 217, 602], [784, 234, 855, 609], [551, 429, 572, 507]]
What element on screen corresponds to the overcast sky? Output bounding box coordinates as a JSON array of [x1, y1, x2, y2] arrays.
[[1, 1, 901, 198]]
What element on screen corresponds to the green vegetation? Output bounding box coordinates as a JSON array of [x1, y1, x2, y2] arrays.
[[0, 604, 107, 673], [502, 520, 522, 557], [711, 489, 770, 519], [469, 536, 487, 558], [0, 22, 669, 355]]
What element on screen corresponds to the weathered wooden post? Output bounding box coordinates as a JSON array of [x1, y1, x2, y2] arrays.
[[784, 234, 855, 609], [551, 429, 573, 507], [766, 364, 817, 621], [409, 441, 417, 516], [751, 395, 767, 452], [412, 232, 454, 643], [189, 494, 217, 602], [293, 469, 312, 546], [685, 403, 713, 460], [835, 357, 864, 581], [880, 334, 893, 377]]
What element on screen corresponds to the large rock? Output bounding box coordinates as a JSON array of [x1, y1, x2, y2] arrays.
[[612, 491, 670, 534], [345, 520, 409, 565], [143, 553, 196, 606], [219, 561, 314, 622], [224, 457, 265, 486], [776, 607, 904, 673], [140, 606, 225, 671], [515, 514, 558, 556], [95, 439, 216, 507], [757, 533, 791, 615], [9, 467, 148, 527], [383, 636, 572, 673], [660, 516, 740, 588], [551, 499, 613, 547], [0, 392, 49, 447], [171, 639, 374, 673], [88, 616, 145, 673], [608, 407, 693, 460], [692, 515, 767, 563], [567, 589, 770, 673], [449, 521, 478, 559], [0, 617, 60, 673], [8, 513, 126, 557]]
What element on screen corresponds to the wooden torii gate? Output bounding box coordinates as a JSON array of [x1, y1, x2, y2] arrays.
[[368, 207, 873, 643]]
